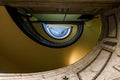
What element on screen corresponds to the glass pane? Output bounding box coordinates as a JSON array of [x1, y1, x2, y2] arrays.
[[42, 23, 72, 39]]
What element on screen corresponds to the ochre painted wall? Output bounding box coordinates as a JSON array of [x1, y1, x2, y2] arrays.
[[0, 6, 101, 73]]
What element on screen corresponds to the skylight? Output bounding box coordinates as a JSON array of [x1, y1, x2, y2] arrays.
[[42, 23, 72, 39]]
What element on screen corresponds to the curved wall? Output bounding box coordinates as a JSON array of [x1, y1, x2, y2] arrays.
[[0, 6, 101, 73], [0, 6, 120, 80]]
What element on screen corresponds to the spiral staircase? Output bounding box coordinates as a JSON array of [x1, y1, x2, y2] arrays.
[[0, 0, 120, 80]]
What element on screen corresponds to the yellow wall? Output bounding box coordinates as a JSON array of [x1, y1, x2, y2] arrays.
[[0, 6, 101, 73], [33, 23, 78, 42]]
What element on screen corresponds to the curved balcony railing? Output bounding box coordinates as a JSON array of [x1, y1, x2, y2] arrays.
[[6, 6, 84, 48]]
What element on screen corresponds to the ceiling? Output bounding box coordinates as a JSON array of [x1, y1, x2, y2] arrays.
[[0, 0, 120, 14], [30, 14, 82, 21]]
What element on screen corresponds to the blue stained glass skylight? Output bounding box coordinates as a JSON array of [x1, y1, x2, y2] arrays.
[[42, 23, 72, 39]]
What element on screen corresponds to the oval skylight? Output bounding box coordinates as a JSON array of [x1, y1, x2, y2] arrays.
[[42, 23, 72, 39]]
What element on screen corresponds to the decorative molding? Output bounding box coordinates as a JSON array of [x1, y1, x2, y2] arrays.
[[93, 49, 112, 80], [101, 38, 118, 52], [106, 14, 118, 38], [77, 49, 112, 80], [76, 48, 102, 79], [103, 41, 117, 46], [113, 65, 120, 72]]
